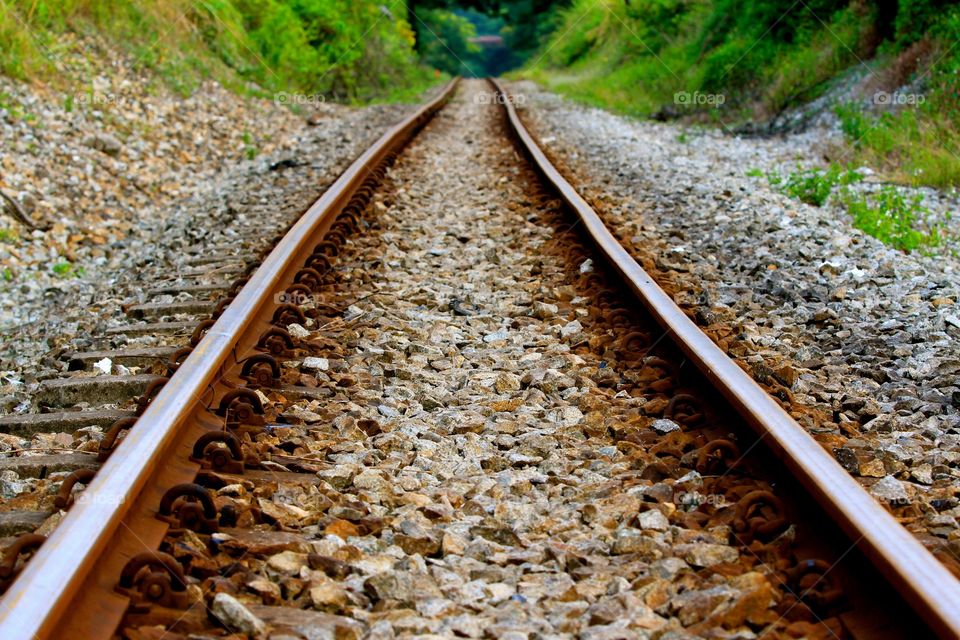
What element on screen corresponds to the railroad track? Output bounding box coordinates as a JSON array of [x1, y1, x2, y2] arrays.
[[0, 78, 956, 639]]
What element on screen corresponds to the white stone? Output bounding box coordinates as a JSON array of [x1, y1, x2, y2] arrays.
[[210, 592, 267, 637]]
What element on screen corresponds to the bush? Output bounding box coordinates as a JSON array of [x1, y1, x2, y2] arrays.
[[525, 0, 871, 119], [416, 8, 483, 77], [841, 186, 943, 252], [767, 164, 862, 206], [894, 0, 953, 45], [0, 0, 435, 102]]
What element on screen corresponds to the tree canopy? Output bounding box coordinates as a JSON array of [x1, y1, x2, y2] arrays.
[[409, 0, 571, 75]]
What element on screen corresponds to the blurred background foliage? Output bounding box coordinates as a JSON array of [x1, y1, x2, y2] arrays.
[[0, 0, 957, 185], [0, 0, 570, 98], [525, 0, 960, 187]]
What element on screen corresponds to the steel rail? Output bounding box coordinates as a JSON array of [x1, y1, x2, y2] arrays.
[[489, 77, 960, 639], [0, 78, 459, 640]]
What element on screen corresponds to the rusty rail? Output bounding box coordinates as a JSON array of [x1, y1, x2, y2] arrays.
[[0, 78, 459, 640], [489, 77, 960, 639]]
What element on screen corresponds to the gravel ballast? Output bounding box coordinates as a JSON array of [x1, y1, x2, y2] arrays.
[[121, 80, 853, 639], [0, 39, 434, 412], [510, 80, 960, 567]]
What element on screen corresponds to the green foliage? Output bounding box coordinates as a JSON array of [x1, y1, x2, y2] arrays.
[[835, 101, 870, 142], [763, 165, 943, 252], [0, 90, 33, 122], [417, 8, 483, 76], [832, 4, 960, 190], [523, 0, 870, 118], [835, 103, 960, 188], [893, 0, 953, 45], [0, 229, 17, 244], [242, 131, 258, 160], [525, 0, 960, 189], [840, 186, 943, 252], [0, 0, 436, 103], [767, 164, 862, 206], [51, 260, 84, 278]]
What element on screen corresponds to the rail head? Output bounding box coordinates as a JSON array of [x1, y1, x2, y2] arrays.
[[0, 78, 459, 640], [488, 77, 960, 639]]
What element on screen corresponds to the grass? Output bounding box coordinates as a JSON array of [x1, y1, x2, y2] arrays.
[[242, 131, 258, 160], [522, 0, 871, 121], [767, 164, 863, 206], [841, 186, 944, 252], [757, 164, 945, 252], [524, 1, 960, 190], [832, 8, 960, 189], [50, 260, 85, 278], [835, 99, 960, 189], [0, 0, 438, 104]]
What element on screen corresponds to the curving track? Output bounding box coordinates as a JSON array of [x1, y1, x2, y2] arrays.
[[0, 78, 956, 639]]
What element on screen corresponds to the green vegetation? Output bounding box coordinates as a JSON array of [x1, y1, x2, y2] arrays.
[[841, 185, 944, 252], [524, 0, 871, 118], [767, 165, 863, 207], [829, 4, 960, 188], [833, 9, 960, 191], [758, 164, 944, 252], [524, 0, 960, 189], [836, 100, 960, 188], [0, 89, 35, 122], [242, 130, 258, 160], [409, 1, 569, 76], [417, 8, 485, 76], [51, 260, 84, 278], [0, 0, 437, 102]]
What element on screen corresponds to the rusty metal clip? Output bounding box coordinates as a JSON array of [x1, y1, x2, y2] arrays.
[[136, 378, 169, 416], [787, 558, 846, 612], [157, 483, 219, 534], [0, 534, 45, 594], [189, 319, 216, 347], [98, 416, 138, 462], [215, 388, 265, 427], [733, 490, 789, 543], [116, 551, 191, 611], [272, 303, 307, 326], [53, 468, 97, 510], [190, 431, 246, 474], [240, 354, 280, 388], [694, 439, 741, 475], [166, 346, 194, 376]]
